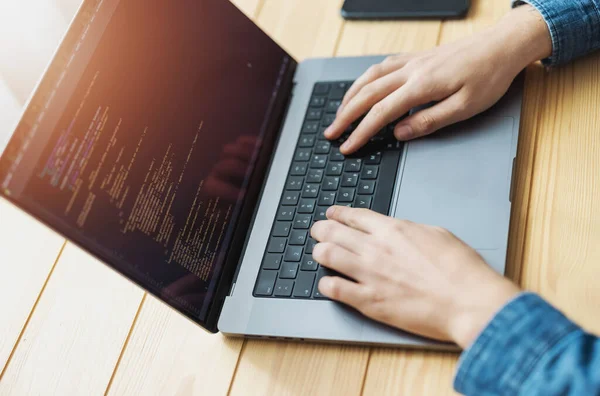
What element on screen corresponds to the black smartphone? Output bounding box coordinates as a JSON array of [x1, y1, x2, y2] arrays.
[[341, 0, 470, 20]]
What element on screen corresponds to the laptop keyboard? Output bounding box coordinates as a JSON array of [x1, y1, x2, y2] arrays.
[[253, 81, 403, 300]]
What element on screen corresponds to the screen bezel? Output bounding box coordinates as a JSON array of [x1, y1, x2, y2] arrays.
[[0, 0, 297, 332], [341, 0, 470, 19]]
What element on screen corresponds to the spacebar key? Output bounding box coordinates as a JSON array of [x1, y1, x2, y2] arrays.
[[254, 270, 277, 296]]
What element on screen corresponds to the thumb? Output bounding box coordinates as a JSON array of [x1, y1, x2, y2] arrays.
[[393, 91, 472, 141]]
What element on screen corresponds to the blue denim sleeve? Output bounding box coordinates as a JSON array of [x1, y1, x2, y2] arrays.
[[453, 292, 600, 395], [512, 0, 600, 66]]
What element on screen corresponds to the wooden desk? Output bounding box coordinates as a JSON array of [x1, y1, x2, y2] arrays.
[[1, 0, 599, 394]]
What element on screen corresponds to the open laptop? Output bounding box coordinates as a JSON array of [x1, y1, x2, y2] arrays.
[[0, 0, 523, 349]]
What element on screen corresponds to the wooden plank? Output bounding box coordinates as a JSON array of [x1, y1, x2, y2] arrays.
[[336, 19, 440, 56], [361, 1, 514, 395], [0, 200, 65, 373], [256, 0, 345, 60], [520, 53, 600, 334], [229, 341, 369, 396], [0, 244, 144, 395], [106, 296, 243, 396]]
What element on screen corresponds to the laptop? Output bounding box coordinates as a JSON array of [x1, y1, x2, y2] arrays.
[[0, 0, 523, 349]]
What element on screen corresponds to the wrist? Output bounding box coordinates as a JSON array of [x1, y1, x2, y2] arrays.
[[489, 4, 552, 71], [448, 277, 521, 349]]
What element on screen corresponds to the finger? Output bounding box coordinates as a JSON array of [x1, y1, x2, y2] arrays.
[[393, 89, 473, 141], [312, 242, 363, 280], [339, 83, 422, 154], [310, 219, 367, 254], [325, 68, 408, 141], [318, 276, 371, 310], [325, 206, 393, 234], [340, 55, 413, 111]]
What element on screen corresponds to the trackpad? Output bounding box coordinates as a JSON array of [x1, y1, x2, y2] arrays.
[[392, 116, 515, 250]]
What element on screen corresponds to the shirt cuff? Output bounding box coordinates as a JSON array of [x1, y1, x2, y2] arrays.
[[453, 292, 580, 395], [512, 0, 600, 66]]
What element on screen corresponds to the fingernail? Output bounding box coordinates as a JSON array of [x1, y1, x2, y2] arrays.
[[326, 206, 336, 218], [324, 127, 334, 138], [394, 124, 413, 141], [319, 277, 332, 294], [341, 137, 352, 152]]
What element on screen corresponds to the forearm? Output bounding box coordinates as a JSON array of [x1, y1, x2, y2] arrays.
[[454, 293, 600, 395]]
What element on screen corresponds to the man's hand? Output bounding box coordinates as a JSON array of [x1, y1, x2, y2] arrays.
[[324, 5, 552, 154], [310, 206, 520, 348]]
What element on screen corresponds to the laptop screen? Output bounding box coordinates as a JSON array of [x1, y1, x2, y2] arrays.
[[0, 0, 292, 328]]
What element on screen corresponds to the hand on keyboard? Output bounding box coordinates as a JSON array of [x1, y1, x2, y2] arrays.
[[310, 205, 521, 349], [323, 9, 552, 154]]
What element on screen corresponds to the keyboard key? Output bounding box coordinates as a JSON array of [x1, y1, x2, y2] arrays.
[[365, 151, 382, 164], [284, 246, 304, 262], [310, 155, 327, 169], [301, 254, 318, 271], [293, 272, 316, 298], [277, 207, 295, 221], [361, 165, 379, 179], [306, 238, 318, 254], [317, 127, 329, 140], [282, 191, 300, 205], [329, 83, 348, 100], [322, 114, 336, 127], [289, 230, 308, 245], [326, 162, 343, 176], [298, 199, 316, 214], [345, 159, 362, 172], [274, 279, 294, 297], [329, 147, 345, 161], [255, 270, 277, 296], [307, 108, 322, 120], [314, 141, 331, 154], [326, 100, 342, 113], [354, 196, 372, 209], [294, 148, 312, 162], [318, 192, 336, 206], [302, 184, 320, 198], [358, 180, 376, 195], [302, 121, 319, 134], [313, 83, 330, 95], [294, 214, 312, 229], [314, 207, 328, 221], [338, 188, 355, 202], [290, 162, 307, 176], [322, 176, 340, 191], [341, 173, 359, 187], [267, 238, 287, 253], [285, 176, 304, 191], [310, 96, 326, 107], [299, 135, 316, 147], [273, 222, 291, 237], [262, 254, 282, 270], [280, 262, 299, 279], [306, 169, 324, 183]]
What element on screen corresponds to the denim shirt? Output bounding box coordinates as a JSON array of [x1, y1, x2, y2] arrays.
[[512, 0, 600, 66], [453, 293, 600, 395]]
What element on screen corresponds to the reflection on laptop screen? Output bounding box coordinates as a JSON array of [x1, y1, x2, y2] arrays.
[[0, 0, 290, 324]]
